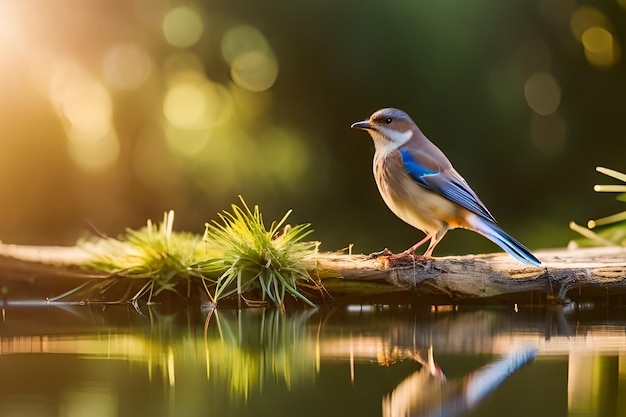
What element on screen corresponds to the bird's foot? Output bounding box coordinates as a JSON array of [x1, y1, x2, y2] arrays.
[[368, 248, 393, 259], [369, 248, 431, 264], [391, 250, 430, 263]]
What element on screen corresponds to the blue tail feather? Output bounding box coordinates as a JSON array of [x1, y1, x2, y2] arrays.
[[467, 215, 541, 266]]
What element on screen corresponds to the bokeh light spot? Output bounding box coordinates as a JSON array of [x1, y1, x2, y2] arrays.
[[162, 72, 233, 130], [582, 26, 620, 68], [48, 61, 119, 172], [163, 7, 204, 48], [524, 72, 561, 116], [163, 82, 206, 129], [103, 43, 152, 90], [231, 51, 278, 92], [49, 64, 113, 138], [221, 25, 269, 65], [570, 6, 611, 42], [530, 113, 566, 155], [221, 25, 278, 92]]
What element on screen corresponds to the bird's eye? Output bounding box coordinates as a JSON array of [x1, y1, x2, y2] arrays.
[[385, 118, 393, 124]]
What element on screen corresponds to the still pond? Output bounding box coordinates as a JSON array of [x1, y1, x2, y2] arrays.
[[0, 300, 624, 417]]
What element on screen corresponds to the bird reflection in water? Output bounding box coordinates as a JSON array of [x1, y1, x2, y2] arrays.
[[383, 345, 536, 417]]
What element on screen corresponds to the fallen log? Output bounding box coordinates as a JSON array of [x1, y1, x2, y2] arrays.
[[0, 243, 625, 303], [315, 246, 626, 302]]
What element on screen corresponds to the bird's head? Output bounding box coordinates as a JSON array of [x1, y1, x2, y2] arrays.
[[351, 108, 418, 153]]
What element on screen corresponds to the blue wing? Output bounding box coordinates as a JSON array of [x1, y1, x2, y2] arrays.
[[400, 149, 496, 223]]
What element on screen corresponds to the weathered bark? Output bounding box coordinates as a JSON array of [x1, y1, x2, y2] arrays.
[[1, 243, 625, 302], [315, 246, 626, 301]]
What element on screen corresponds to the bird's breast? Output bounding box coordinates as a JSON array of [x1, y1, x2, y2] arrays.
[[373, 151, 463, 233]]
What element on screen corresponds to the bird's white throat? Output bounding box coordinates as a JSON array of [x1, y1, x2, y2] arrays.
[[378, 127, 413, 152]]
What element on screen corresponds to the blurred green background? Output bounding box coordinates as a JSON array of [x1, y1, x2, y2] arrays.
[[0, 0, 624, 255]]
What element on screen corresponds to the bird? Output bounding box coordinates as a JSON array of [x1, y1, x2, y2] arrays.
[[351, 108, 541, 266]]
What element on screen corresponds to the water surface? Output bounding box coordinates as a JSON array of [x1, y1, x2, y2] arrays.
[[0, 301, 624, 417]]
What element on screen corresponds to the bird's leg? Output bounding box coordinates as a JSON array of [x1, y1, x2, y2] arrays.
[[383, 235, 433, 262], [371, 237, 430, 261], [374, 227, 448, 262], [403, 235, 432, 255], [423, 228, 448, 257]]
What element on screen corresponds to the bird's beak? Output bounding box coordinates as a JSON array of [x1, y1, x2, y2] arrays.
[[350, 120, 371, 130]]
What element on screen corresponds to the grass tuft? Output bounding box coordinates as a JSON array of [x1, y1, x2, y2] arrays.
[[198, 196, 321, 308], [79, 211, 206, 303], [571, 167, 626, 247], [72, 198, 322, 307]]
